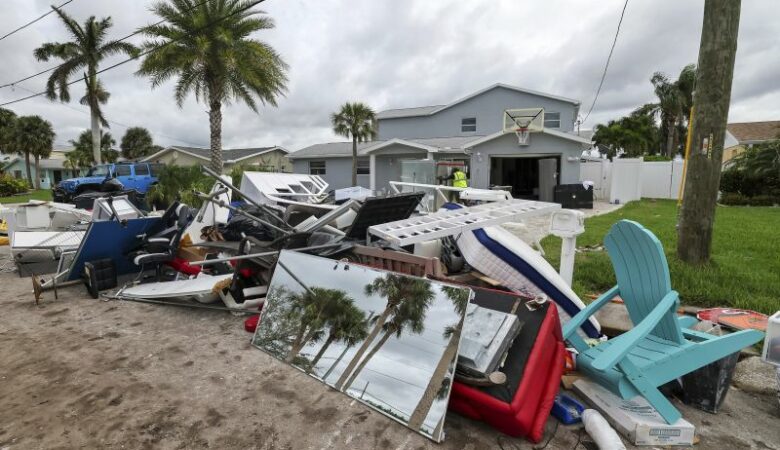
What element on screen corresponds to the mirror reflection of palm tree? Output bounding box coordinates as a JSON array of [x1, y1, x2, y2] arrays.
[[306, 300, 368, 375], [285, 287, 354, 363], [336, 275, 435, 391], [408, 286, 470, 432]]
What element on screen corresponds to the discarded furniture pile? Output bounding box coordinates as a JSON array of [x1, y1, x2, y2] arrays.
[[5, 168, 771, 446]]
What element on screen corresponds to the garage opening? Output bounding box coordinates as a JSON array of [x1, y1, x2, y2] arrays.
[[489, 156, 560, 201]]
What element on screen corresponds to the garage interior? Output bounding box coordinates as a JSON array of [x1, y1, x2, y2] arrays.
[[489, 156, 560, 201]]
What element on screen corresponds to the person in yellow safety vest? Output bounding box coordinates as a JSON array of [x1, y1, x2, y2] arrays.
[[451, 167, 468, 188]]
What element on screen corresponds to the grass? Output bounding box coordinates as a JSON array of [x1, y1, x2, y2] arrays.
[[540, 199, 780, 315], [0, 189, 53, 204]]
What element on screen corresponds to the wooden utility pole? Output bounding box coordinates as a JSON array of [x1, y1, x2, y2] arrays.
[[677, 0, 741, 264]]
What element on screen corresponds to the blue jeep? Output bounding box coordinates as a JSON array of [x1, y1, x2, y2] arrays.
[[53, 162, 163, 203]]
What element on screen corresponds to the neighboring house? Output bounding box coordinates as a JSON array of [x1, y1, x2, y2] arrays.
[[142, 145, 291, 172], [289, 83, 590, 200], [723, 121, 780, 165], [1, 145, 85, 189]]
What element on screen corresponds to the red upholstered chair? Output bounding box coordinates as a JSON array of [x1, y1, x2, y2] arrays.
[[448, 288, 566, 443]]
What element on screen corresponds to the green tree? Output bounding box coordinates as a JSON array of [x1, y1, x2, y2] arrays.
[[34, 8, 138, 165], [137, 0, 288, 172], [331, 102, 377, 187], [0, 108, 17, 154], [69, 129, 118, 164], [284, 288, 358, 363], [14, 116, 55, 189], [120, 127, 156, 160], [592, 110, 659, 159], [641, 64, 696, 157]]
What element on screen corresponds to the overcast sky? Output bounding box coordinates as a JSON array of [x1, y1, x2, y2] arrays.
[[1, 0, 777, 150]]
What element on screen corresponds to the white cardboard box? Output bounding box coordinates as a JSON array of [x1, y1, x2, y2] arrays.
[[573, 379, 695, 446]]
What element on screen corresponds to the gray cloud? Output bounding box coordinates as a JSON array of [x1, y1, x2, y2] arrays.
[[1, 0, 777, 149]]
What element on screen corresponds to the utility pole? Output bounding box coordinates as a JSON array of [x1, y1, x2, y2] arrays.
[[677, 0, 741, 264]]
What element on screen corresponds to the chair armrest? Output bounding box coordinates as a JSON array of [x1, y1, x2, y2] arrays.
[[562, 285, 620, 341], [591, 290, 679, 371]]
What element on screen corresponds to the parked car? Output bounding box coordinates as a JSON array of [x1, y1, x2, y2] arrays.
[[53, 162, 164, 203]]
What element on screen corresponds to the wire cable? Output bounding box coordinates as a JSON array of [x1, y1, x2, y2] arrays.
[[0, 0, 75, 43], [0, 0, 215, 90], [580, 0, 630, 125]]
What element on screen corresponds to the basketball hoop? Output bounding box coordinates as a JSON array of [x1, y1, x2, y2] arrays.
[[504, 109, 542, 146], [515, 126, 530, 145]]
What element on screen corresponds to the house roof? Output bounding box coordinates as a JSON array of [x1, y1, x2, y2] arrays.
[[464, 128, 592, 148], [142, 145, 287, 163], [287, 141, 379, 159], [289, 136, 480, 160], [726, 121, 780, 144], [376, 83, 581, 120]]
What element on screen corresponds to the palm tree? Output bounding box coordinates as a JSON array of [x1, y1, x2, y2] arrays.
[[306, 301, 368, 375], [331, 102, 377, 187], [137, 0, 288, 172], [14, 116, 55, 189], [0, 108, 17, 154], [34, 8, 138, 165], [120, 127, 156, 160], [285, 288, 356, 363], [642, 64, 697, 158], [335, 275, 434, 391], [408, 286, 470, 432]]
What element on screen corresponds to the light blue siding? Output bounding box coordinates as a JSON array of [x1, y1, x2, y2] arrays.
[[291, 157, 370, 191]]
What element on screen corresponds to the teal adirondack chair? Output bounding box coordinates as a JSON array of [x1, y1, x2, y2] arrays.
[[563, 220, 764, 424]]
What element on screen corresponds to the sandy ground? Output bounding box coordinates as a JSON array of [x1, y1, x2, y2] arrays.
[[1, 250, 779, 450]]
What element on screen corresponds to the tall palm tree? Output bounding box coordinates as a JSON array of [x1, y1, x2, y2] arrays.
[[137, 0, 288, 172], [14, 116, 55, 189], [408, 286, 470, 432], [642, 64, 697, 157], [285, 288, 356, 363], [335, 275, 434, 391], [306, 301, 368, 375], [331, 102, 377, 187], [34, 8, 137, 165]]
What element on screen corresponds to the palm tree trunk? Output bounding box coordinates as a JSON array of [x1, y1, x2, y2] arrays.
[[665, 118, 676, 158], [351, 136, 358, 187], [88, 70, 101, 165], [33, 154, 41, 190], [307, 334, 336, 374], [24, 151, 33, 188], [342, 330, 393, 392], [335, 307, 392, 390], [209, 96, 223, 173], [407, 318, 464, 432], [286, 323, 309, 362]]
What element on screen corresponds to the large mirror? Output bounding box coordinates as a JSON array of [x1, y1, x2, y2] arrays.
[[252, 250, 472, 442]]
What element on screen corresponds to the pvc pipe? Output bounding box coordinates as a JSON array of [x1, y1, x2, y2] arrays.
[[582, 409, 626, 450], [560, 236, 577, 286]]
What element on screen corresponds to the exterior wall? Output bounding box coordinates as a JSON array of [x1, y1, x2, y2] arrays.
[[722, 144, 745, 165], [232, 149, 291, 172], [291, 157, 370, 191], [3, 160, 76, 189], [378, 86, 578, 140], [150, 151, 203, 167], [468, 132, 583, 190]]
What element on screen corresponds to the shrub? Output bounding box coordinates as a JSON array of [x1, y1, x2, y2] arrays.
[[146, 165, 214, 209], [643, 154, 672, 162], [719, 169, 744, 194], [720, 192, 779, 206], [0, 174, 30, 197]]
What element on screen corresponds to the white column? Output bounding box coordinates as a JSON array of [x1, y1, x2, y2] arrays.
[[369, 154, 376, 191]]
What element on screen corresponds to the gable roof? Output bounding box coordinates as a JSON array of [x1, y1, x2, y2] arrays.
[[376, 83, 580, 120], [289, 136, 480, 160], [142, 145, 287, 163], [464, 128, 592, 148], [726, 121, 780, 144]]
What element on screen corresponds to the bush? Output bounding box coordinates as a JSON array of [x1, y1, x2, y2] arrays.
[[643, 154, 672, 162], [720, 192, 779, 206], [146, 165, 214, 209], [0, 174, 30, 197]]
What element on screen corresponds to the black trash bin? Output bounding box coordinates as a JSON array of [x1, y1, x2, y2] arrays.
[[553, 184, 593, 209], [678, 351, 740, 413]]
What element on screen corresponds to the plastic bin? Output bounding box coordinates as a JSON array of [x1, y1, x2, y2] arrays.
[[762, 311, 780, 366]]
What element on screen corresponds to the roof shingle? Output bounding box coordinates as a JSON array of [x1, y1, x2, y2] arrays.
[[727, 121, 780, 143]]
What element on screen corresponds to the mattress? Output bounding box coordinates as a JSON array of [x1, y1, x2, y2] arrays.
[[444, 203, 600, 338]]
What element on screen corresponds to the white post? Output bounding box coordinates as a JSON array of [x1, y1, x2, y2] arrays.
[[369, 154, 376, 192], [549, 210, 585, 287]]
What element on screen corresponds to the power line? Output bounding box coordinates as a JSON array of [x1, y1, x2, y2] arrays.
[[0, 0, 215, 90], [0, 0, 76, 43], [0, 0, 265, 107], [10, 83, 208, 147], [580, 0, 630, 125]]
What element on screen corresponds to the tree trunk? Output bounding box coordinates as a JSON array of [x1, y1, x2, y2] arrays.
[[33, 154, 41, 190], [351, 137, 358, 187], [88, 69, 101, 165], [307, 334, 336, 374], [24, 151, 33, 188], [286, 322, 309, 362], [335, 307, 392, 390], [665, 118, 676, 158], [407, 318, 463, 433], [209, 96, 223, 173], [342, 330, 393, 392], [678, 0, 741, 265]]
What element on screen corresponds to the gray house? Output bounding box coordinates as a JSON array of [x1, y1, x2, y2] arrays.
[[289, 83, 591, 200]]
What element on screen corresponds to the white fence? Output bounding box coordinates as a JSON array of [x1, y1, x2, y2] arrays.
[[581, 158, 685, 203]]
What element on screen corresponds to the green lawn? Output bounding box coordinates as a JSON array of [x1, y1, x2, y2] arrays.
[[0, 189, 53, 204], [541, 199, 780, 314]]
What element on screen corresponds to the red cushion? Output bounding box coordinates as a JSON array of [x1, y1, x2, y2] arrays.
[[165, 257, 202, 275], [244, 314, 260, 333], [448, 304, 565, 443]]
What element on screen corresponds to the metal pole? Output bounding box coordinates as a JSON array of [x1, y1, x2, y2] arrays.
[[187, 243, 342, 266], [194, 190, 289, 236], [276, 259, 315, 295]]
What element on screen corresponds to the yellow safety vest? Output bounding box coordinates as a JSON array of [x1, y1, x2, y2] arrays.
[[453, 171, 468, 188]]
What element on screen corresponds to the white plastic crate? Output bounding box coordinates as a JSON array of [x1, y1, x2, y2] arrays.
[[762, 311, 780, 366]]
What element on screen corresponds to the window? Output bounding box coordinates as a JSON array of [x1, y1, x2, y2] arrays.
[[134, 164, 149, 176], [87, 165, 111, 177], [115, 165, 132, 176], [149, 164, 164, 176], [356, 159, 370, 175], [309, 160, 326, 175], [461, 117, 477, 133], [544, 112, 561, 129]]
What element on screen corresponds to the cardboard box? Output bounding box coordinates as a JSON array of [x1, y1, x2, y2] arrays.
[[573, 379, 695, 446]]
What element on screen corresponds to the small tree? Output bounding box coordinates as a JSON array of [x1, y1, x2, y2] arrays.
[[69, 129, 117, 164], [331, 102, 377, 186], [14, 116, 55, 189], [0, 108, 17, 154], [120, 127, 155, 160]]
